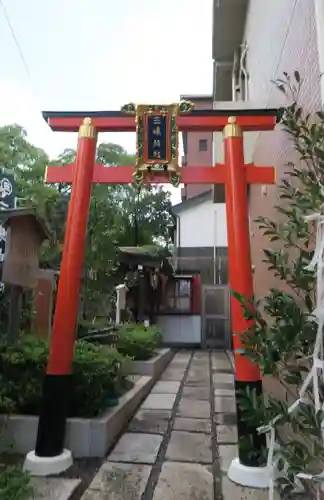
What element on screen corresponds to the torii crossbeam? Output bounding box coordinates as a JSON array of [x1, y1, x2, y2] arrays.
[[26, 105, 279, 488]]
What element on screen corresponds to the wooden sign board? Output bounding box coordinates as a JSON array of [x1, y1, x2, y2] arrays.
[[2, 212, 49, 289]]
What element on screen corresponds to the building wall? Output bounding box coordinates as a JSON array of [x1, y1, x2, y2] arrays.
[[244, 0, 321, 299], [183, 98, 213, 199], [174, 199, 228, 285], [177, 199, 227, 248]]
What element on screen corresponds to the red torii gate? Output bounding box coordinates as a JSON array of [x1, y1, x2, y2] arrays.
[[26, 105, 278, 487]]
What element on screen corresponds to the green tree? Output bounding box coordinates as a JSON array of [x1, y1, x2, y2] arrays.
[[79, 143, 173, 317], [0, 124, 59, 216], [237, 72, 324, 497], [0, 125, 64, 332], [0, 124, 69, 266], [0, 128, 174, 322]]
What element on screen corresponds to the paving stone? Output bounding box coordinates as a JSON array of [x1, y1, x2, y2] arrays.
[[173, 417, 211, 433], [151, 381, 180, 394], [141, 393, 176, 410], [187, 367, 209, 380], [214, 396, 236, 413], [160, 369, 185, 381], [219, 444, 238, 472], [211, 352, 228, 361], [172, 354, 191, 363], [213, 372, 234, 385], [213, 381, 234, 390], [193, 350, 208, 355], [191, 358, 209, 366], [190, 364, 209, 372], [182, 385, 210, 400], [167, 364, 186, 372], [169, 359, 189, 367], [153, 462, 213, 500], [222, 475, 273, 499], [212, 358, 232, 372], [128, 409, 171, 434], [226, 351, 235, 365], [177, 398, 210, 418], [214, 387, 235, 396], [216, 424, 238, 443], [82, 462, 151, 500], [108, 433, 162, 464], [185, 379, 210, 387], [30, 478, 81, 500], [185, 370, 210, 386], [166, 431, 212, 463], [214, 413, 237, 425], [190, 359, 208, 367]]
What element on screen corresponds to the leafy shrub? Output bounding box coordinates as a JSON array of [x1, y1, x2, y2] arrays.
[[71, 341, 129, 417], [237, 71, 324, 495], [0, 465, 33, 500], [117, 323, 162, 360], [0, 336, 129, 418]]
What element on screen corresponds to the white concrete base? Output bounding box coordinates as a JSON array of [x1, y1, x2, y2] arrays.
[[23, 449, 73, 476], [227, 458, 271, 489]]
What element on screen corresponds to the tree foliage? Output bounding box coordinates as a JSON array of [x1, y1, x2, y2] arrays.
[[0, 124, 174, 325], [237, 72, 324, 497]]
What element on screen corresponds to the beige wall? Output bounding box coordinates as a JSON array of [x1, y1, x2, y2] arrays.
[[183, 98, 213, 199], [245, 0, 321, 298]]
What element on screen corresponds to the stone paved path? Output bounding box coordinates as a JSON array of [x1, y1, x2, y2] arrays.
[[81, 350, 271, 499]]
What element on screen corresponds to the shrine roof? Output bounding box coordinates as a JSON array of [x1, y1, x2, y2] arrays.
[[172, 190, 213, 215], [0, 208, 51, 241], [119, 245, 170, 260], [118, 245, 173, 273]]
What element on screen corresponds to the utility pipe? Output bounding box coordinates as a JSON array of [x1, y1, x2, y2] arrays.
[[240, 43, 249, 101]]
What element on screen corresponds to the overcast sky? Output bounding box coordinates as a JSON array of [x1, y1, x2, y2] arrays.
[[0, 0, 213, 203]]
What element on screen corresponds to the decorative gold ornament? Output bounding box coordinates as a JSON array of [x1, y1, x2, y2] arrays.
[[223, 116, 242, 138], [79, 117, 97, 139]]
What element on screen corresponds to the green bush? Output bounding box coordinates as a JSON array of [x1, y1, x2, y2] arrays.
[[0, 465, 33, 500], [0, 336, 129, 418], [117, 323, 162, 360]]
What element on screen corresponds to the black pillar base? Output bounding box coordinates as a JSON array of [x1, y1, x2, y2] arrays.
[[35, 374, 72, 457], [235, 379, 267, 467]]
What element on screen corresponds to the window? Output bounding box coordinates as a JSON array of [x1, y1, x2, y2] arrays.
[[213, 185, 225, 203], [199, 139, 208, 152], [165, 278, 192, 313]]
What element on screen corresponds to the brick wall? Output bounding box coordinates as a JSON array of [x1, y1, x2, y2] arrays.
[[183, 98, 213, 199], [244, 0, 321, 299]]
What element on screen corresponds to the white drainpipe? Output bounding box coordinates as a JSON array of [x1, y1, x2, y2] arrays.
[[314, 0, 324, 105], [240, 43, 249, 101]]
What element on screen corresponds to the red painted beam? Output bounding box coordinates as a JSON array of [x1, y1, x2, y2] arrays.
[[45, 164, 275, 185], [43, 113, 277, 133], [245, 164, 276, 184]]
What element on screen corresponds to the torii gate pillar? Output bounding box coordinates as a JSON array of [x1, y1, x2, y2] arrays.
[[224, 118, 271, 488]]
